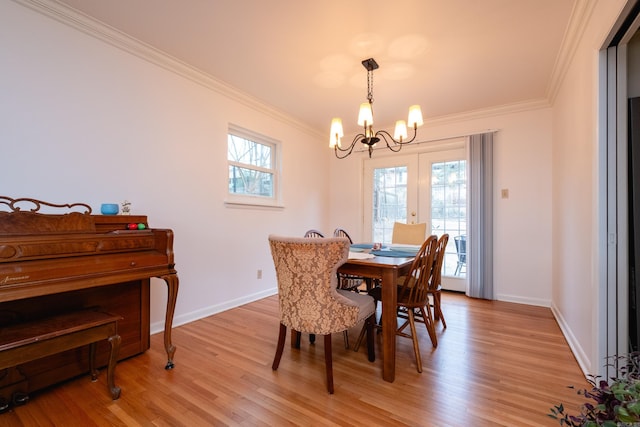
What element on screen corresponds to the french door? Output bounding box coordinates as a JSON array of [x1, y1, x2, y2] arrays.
[[363, 141, 467, 291]]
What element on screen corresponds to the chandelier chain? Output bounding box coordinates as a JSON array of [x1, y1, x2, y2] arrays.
[[367, 69, 374, 104]]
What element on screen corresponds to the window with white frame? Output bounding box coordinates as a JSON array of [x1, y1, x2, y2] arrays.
[[226, 125, 281, 207]]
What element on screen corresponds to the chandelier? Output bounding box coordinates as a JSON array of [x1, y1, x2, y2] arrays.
[[330, 58, 424, 159]]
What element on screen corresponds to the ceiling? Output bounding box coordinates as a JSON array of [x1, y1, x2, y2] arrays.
[[53, 0, 577, 136]]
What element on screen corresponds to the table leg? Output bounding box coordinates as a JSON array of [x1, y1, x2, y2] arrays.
[[380, 268, 397, 382]]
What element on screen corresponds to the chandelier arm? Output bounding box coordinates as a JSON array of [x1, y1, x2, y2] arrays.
[[374, 126, 419, 147], [376, 131, 403, 153], [333, 133, 366, 159]]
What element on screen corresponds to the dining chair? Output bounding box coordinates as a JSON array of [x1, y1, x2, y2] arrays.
[[454, 235, 466, 275], [391, 222, 427, 245], [302, 230, 324, 346], [268, 235, 376, 394], [303, 229, 324, 238], [428, 234, 449, 328], [354, 235, 438, 373], [332, 228, 364, 292], [333, 227, 368, 349]]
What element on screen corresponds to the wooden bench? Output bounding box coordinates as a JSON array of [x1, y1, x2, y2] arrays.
[[0, 309, 122, 401]]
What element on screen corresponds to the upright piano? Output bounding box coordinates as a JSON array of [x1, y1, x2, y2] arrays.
[[0, 196, 179, 400]]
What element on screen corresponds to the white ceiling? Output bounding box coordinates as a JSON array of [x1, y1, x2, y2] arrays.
[[54, 0, 577, 135]]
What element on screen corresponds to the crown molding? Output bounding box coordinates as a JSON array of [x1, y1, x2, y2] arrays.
[[426, 98, 551, 127], [11, 0, 322, 138], [545, 0, 598, 104]]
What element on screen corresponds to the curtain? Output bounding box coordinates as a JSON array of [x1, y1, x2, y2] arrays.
[[467, 132, 494, 299]]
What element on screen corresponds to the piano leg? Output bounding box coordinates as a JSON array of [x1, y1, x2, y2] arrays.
[[159, 273, 179, 369]]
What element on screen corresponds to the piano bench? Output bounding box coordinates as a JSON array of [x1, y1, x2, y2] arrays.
[[0, 310, 123, 401]]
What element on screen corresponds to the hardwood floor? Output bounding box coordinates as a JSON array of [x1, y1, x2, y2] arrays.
[[3, 292, 587, 426]]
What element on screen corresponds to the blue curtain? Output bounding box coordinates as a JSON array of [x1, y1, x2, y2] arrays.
[[467, 132, 494, 299]]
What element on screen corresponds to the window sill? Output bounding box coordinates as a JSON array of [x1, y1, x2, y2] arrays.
[[224, 200, 284, 210]]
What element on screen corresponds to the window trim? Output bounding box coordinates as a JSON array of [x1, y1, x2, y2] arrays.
[[225, 124, 283, 209]]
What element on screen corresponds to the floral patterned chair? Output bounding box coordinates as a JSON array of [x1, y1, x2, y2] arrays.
[[269, 235, 376, 394]]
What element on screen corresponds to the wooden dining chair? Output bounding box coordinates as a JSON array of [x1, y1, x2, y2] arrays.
[[332, 228, 364, 292], [333, 228, 368, 349], [303, 229, 324, 238], [268, 235, 376, 394], [354, 235, 438, 373], [428, 234, 449, 328]]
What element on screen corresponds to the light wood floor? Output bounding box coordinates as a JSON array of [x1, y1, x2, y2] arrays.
[[3, 292, 588, 426]]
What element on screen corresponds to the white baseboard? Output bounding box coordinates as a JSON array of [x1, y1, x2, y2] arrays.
[[495, 293, 551, 307], [550, 301, 590, 377], [150, 287, 278, 335]]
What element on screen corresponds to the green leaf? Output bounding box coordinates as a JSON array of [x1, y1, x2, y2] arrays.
[[627, 400, 640, 415]]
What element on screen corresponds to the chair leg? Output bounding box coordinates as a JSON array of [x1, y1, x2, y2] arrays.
[[273, 323, 287, 370], [324, 334, 334, 394], [353, 322, 366, 352], [407, 310, 422, 373], [420, 305, 438, 348], [353, 299, 379, 353], [434, 292, 447, 329], [290, 329, 302, 349], [343, 330, 350, 349], [365, 314, 375, 362]]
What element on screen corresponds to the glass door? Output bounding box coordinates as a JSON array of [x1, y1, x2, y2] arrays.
[[418, 151, 467, 292], [363, 155, 418, 244], [363, 141, 467, 292]]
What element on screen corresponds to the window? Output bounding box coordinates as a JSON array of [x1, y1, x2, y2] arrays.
[[226, 125, 281, 207]]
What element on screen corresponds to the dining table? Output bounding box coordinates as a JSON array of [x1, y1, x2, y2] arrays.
[[338, 248, 416, 383]]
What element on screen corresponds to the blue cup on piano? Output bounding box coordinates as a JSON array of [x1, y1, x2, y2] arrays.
[[100, 203, 119, 215]]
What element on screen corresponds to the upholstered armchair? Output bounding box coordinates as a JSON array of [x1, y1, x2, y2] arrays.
[[268, 235, 376, 394]]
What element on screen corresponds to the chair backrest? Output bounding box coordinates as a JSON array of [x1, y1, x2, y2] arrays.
[[303, 229, 324, 238], [430, 234, 449, 291], [397, 235, 438, 307], [333, 228, 353, 243], [392, 222, 427, 245], [268, 235, 360, 335], [454, 235, 466, 263]]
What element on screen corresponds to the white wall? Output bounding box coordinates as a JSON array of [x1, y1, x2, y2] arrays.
[[551, 0, 628, 375], [0, 1, 330, 331], [329, 105, 554, 307]]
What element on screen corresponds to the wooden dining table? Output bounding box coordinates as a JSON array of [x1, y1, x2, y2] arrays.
[[338, 253, 414, 382]]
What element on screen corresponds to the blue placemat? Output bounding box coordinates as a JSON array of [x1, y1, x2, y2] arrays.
[[371, 250, 416, 258], [351, 243, 374, 249]]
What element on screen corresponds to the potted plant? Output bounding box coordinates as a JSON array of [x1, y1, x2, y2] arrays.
[[549, 352, 640, 426]]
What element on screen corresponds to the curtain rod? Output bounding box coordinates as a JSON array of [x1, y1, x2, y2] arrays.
[[352, 128, 500, 154]]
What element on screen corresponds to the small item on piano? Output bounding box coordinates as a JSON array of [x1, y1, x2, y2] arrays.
[[137, 223, 146, 230], [127, 223, 138, 230], [121, 200, 131, 215], [100, 203, 119, 215]]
